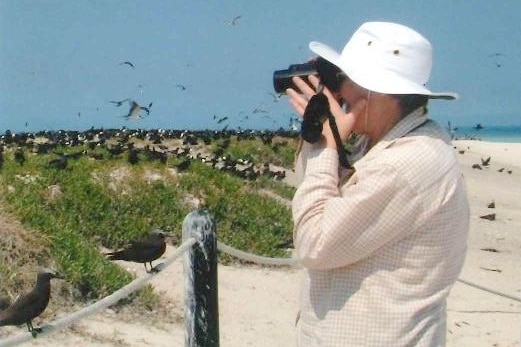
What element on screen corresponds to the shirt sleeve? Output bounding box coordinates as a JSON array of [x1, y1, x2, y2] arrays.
[[292, 147, 422, 270]]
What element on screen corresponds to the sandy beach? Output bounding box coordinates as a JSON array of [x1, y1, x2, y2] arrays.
[[3, 140, 521, 347]]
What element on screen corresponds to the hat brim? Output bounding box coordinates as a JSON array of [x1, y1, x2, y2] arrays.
[[309, 41, 458, 100]]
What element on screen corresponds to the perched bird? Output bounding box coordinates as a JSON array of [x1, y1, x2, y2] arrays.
[[0, 297, 10, 311], [0, 269, 62, 337], [481, 156, 491, 166], [47, 155, 68, 170], [174, 158, 191, 172], [0, 146, 4, 170], [119, 61, 135, 68], [14, 147, 26, 166], [479, 213, 496, 221], [105, 230, 170, 273]]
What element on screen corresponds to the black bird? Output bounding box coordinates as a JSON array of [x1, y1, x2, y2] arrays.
[[0, 269, 62, 337], [481, 156, 491, 166], [47, 155, 68, 170], [0, 297, 10, 311], [105, 230, 170, 273], [226, 15, 241, 26], [14, 147, 26, 166], [489, 53, 505, 68], [479, 213, 496, 221], [109, 98, 130, 107], [0, 146, 4, 170], [141, 102, 153, 115], [119, 61, 135, 68]]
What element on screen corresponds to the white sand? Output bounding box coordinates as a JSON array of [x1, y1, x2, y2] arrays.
[[5, 140, 521, 347]]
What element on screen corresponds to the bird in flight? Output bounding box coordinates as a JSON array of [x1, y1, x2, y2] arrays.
[[226, 15, 241, 26], [488, 53, 505, 67], [119, 61, 135, 68], [109, 98, 130, 107], [176, 84, 188, 91], [253, 107, 268, 114], [123, 100, 150, 121], [215, 116, 228, 124], [141, 102, 153, 115]]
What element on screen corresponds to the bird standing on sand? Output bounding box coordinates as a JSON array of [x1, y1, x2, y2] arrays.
[[0, 269, 62, 337], [105, 230, 170, 273]]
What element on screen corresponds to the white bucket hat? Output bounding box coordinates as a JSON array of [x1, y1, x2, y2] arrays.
[[309, 21, 458, 100]]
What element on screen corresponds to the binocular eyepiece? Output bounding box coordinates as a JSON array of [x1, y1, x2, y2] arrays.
[[273, 57, 343, 94]]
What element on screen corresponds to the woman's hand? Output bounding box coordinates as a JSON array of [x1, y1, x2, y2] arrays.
[[287, 75, 366, 149]]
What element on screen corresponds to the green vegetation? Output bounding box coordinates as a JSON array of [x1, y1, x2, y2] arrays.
[[0, 137, 297, 308]]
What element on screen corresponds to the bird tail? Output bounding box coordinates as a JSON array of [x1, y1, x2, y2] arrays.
[[104, 251, 124, 260]]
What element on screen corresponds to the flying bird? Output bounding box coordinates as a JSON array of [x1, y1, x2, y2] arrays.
[[488, 53, 505, 67], [176, 84, 188, 91], [226, 15, 241, 26], [119, 61, 135, 68], [141, 102, 153, 115], [123, 100, 150, 121], [105, 230, 171, 273], [109, 98, 130, 107], [252, 107, 268, 114], [0, 269, 62, 337], [269, 92, 282, 103], [216, 116, 228, 124]]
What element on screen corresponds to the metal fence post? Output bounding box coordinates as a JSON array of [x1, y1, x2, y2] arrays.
[[182, 209, 219, 347]]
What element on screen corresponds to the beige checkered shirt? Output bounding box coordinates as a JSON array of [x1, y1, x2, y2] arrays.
[[292, 109, 469, 346]]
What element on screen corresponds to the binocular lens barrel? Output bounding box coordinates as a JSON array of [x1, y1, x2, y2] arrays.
[[273, 63, 317, 94]]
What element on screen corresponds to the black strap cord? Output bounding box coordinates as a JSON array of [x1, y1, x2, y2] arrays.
[[301, 92, 350, 169]]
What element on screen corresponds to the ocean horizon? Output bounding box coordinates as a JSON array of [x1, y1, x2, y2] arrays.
[[450, 125, 521, 143]]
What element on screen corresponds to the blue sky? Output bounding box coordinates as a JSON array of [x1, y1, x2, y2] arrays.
[[1, 1, 520, 132]]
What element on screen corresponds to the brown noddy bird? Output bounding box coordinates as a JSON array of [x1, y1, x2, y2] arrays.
[[0, 297, 10, 311], [105, 230, 170, 273], [0, 269, 62, 337]]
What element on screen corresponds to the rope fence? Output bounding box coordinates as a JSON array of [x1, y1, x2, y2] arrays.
[[0, 209, 519, 346], [0, 237, 197, 347]]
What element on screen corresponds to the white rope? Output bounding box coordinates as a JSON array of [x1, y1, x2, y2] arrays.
[[457, 278, 521, 304], [216, 242, 521, 304], [2, 235, 518, 347], [217, 241, 299, 266], [0, 237, 196, 347]]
